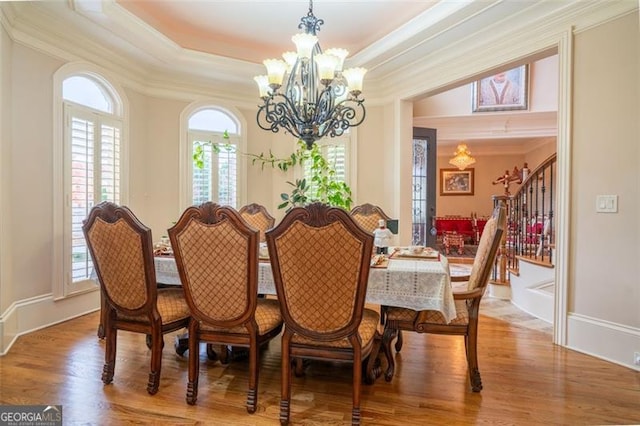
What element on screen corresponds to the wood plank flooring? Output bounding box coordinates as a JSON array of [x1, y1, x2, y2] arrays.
[[0, 310, 638, 425]]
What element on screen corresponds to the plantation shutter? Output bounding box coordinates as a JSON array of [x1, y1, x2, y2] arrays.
[[302, 136, 349, 197], [189, 134, 239, 208], [217, 144, 237, 206], [65, 104, 122, 283], [192, 139, 213, 205]]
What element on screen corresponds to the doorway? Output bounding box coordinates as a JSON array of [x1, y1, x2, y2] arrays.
[[410, 54, 562, 339]]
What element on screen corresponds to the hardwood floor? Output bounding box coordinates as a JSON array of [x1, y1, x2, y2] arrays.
[[1, 311, 638, 425]]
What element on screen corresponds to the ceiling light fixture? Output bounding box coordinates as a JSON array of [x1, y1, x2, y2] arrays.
[[254, 0, 367, 149], [449, 143, 476, 170]]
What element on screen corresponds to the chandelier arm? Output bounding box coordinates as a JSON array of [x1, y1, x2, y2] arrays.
[[257, 96, 302, 140]]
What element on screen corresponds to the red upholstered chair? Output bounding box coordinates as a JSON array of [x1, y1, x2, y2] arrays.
[[82, 201, 190, 395], [381, 205, 506, 391], [266, 203, 380, 426], [168, 202, 283, 412]]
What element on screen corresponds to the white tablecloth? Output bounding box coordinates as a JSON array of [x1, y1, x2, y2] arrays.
[[154, 256, 457, 323]]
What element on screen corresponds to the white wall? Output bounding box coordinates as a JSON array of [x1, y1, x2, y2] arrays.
[[524, 138, 556, 169], [353, 105, 389, 210], [413, 55, 559, 117], [0, 24, 12, 314], [10, 44, 63, 301], [571, 13, 639, 328], [436, 153, 525, 218]]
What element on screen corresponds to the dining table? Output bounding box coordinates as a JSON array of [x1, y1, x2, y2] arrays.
[[154, 250, 457, 323], [154, 248, 458, 383]]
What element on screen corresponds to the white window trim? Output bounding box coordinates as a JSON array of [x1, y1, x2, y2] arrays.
[[294, 128, 358, 201], [179, 101, 247, 212], [52, 63, 129, 299]]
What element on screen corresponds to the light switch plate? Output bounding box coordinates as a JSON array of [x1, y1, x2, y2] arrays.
[[596, 195, 618, 213]]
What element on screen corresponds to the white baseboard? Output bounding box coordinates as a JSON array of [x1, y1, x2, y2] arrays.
[[0, 290, 100, 355], [567, 313, 640, 371]]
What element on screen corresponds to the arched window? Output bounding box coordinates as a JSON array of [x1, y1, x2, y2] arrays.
[[54, 68, 126, 297], [184, 106, 243, 208], [62, 76, 113, 113]]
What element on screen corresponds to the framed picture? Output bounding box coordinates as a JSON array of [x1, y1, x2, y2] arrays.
[[472, 65, 528, 112], [440, 168, 474, 196]]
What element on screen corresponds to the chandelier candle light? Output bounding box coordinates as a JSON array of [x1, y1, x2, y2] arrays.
[[449, 143, 476, 170], [254, 0, 367, 149]]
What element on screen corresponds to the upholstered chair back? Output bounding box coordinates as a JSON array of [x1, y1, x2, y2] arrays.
[[239, 203, 276, 242], [466, 205, 506, 291], [84, 201, 156, 315], [267, 203, 374, 339], [349, 203, 392, 233], [170, 202, 257, 326]]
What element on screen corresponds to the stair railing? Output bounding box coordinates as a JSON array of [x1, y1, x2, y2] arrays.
[[493, 154, 556, 279]]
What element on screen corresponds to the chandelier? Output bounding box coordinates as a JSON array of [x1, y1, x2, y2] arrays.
[[449, 143, 476, 170], [254, 0, 367, 149]]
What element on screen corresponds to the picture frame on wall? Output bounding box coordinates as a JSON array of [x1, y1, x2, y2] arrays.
[[440, 168, 474, 196], [472, 64, 528, 112]]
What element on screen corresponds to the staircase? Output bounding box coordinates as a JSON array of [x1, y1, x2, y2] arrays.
[[488, 154, 557, 323]]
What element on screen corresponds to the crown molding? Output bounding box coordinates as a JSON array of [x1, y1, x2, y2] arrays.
[[415, 111, 557, 144], [3, 1, 258, 103], [365, 0, 637, 103], [2, 0, 636, 110]]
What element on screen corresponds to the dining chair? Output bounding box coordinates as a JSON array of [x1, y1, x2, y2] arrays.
[[349, 203, 392, 233], [381, 204, 506, 391], [266, 202, 380, 426], [82, 201, 191, 395], [168, 202, 283, 412], [239, 202, 276, 242], [350, 203, 394, 325]]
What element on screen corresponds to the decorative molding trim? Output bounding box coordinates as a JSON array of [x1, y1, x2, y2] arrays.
[[367, 0, 637, 103], [0, 290, 100, 356], [3, 1, 636, 106], [553, 28, 573, 346], [415, 111, 558, 146], [567, 313, 640, 372]]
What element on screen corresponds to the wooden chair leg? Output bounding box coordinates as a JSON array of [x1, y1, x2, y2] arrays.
[[218, 344, 230, 364], [466, 330, 482, 392], [280, 335, 292, 425], [247, 341, 258, 414], [293, 357, 305, 377], [102, 325, 116, 385], [147, 327, 162, 395], [186, 325, 199, 405], [97, 293, 107, 339], [352, 355, 362, 426]]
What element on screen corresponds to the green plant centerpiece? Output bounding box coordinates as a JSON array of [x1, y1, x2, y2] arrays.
[[248, 140, 352, 211], [192, 135, 352, 211]]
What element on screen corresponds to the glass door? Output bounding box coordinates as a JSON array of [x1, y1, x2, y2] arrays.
[[412, 128, 437, 247]]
